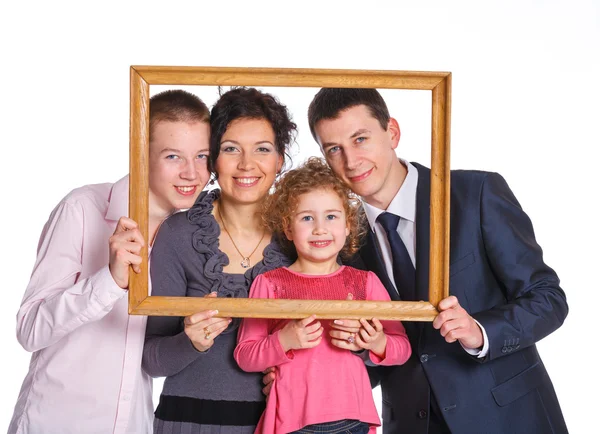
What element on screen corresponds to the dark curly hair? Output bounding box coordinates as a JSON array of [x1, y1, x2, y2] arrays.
[[209, 87, 297, 177], [263, 157, 366, 260]]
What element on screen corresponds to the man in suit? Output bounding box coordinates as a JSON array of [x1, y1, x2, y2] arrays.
[[308, 88, 569, 434]]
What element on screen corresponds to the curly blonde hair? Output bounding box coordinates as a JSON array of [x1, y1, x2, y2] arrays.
[[263, 157, 366, 259]]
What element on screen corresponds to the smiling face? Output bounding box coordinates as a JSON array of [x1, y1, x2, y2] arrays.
[[148, 120, 211, 217], [284, 188, 350, 266], [214, 117, 283, 205], [314, 105, 404, 209]]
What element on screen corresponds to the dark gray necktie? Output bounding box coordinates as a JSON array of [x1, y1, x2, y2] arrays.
[[376, 212, 416, 300]]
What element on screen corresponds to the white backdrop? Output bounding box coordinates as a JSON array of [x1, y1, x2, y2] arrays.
[[1, 1, 598, 432]]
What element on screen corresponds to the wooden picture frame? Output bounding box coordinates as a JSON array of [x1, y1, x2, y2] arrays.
[[129, 66, 451, 321]]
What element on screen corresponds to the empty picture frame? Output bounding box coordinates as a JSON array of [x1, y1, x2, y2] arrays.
[[129, 66, 451, 321]]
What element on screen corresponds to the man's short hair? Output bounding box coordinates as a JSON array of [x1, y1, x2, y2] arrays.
[[149, 90, 210, 137], [307, 88, 390, 141]]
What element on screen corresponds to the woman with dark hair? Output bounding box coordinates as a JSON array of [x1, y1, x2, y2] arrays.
[[143, 87, 297, 433]]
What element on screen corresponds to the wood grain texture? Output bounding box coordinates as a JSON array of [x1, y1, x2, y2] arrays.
[[429, 74, 452, 307], [128, 68, 149, 313], [132, 66, 448, 90], [130, 297, 438, 321], [128, 66, 452, 320]]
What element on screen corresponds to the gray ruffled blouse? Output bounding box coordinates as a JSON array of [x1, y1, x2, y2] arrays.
[[143, 189, 291, 430]]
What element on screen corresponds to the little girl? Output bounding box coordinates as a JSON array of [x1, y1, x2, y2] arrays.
[[234, 157, 412, 434]]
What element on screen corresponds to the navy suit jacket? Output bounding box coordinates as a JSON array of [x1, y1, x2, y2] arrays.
[[356, 163, 568, 434]]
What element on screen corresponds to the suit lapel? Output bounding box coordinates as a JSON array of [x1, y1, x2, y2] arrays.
[[361, 229, 400, 301]]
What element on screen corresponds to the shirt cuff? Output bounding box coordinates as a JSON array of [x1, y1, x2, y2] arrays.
[[368, 350, 387, 365], [461, 319, 489, 358], [90, 266, 128, 306]]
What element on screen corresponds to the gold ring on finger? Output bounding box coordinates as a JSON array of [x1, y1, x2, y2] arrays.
[[204, 327, 211, 340]]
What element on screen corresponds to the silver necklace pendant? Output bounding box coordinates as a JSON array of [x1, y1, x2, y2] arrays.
[[240, 257, 251, 268]]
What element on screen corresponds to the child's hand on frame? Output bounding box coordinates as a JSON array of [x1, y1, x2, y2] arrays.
[[278, 315, 323, 352], [355, 318, 387, 359]]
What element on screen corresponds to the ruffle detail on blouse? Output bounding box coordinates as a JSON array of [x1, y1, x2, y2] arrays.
[[187, 189, 291, 301]]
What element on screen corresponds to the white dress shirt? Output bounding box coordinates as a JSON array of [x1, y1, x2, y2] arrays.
[[362, 160, 489, 358]]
